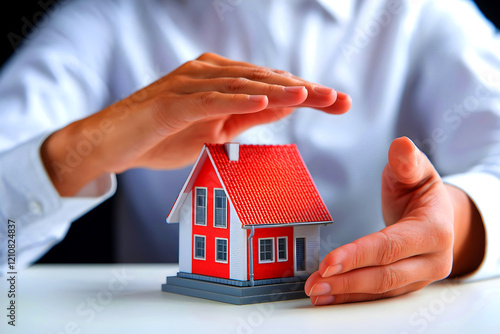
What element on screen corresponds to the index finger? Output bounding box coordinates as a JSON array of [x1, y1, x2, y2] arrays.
[[196, 53, 351, 114], [319, 221, 446, 277]]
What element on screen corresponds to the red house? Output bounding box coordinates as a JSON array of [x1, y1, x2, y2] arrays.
[[165, 143, 333, 288]]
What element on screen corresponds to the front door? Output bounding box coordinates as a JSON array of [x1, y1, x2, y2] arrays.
[[295, 237, 306, 272]]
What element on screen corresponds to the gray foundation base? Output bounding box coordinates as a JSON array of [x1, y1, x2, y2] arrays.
[[162, 273, 307, 305]]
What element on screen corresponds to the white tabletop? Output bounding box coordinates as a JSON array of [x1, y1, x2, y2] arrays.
[[1, 264, 499, 334]]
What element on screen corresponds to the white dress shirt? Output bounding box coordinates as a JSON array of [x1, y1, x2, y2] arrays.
[[1, 0, 500, 281]]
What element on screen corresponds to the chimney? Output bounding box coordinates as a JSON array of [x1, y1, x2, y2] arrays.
[[224, 142, 239, 162]]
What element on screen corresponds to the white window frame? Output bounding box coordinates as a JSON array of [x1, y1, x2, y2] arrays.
[[194, 187, 207, 226], [277, 237, 288, 262], [193, 235, 206, 260], [215, 238, 228, 263], [258, 238, 275, 264], [213, 188, 227, 229]]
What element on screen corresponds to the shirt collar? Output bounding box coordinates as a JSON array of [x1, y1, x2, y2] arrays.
[[316, 0, 354, 24]]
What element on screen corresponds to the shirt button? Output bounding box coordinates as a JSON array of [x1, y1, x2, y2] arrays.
[[29, 201, 43, 215]]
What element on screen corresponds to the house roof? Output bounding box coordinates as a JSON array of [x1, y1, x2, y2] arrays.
[[205, 144, 332, 226]]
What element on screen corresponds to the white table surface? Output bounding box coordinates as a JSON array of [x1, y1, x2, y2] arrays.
[[1, 264, 499, 334]]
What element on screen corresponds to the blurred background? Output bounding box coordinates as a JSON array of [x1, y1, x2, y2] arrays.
[[0, 0, 499, 264]]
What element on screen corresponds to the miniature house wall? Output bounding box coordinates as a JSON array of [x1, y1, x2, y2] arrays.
[[167, 143, 333, 286]]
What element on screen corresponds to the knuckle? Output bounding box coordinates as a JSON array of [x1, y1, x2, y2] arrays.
[[196, 52, 215, 61], [194, 91, 218, 115], [249, 67, 273, 81], [223, 77, 249, 93], [338, 274, 352, 294], [379, 267, 403, 293], [181, 60, 204, 72], [377, 231, 402, 265], [349, 242, 363, 269], [272, 69, 292, 77]]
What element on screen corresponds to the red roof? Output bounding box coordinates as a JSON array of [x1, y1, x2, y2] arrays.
[[206, 144, 332, 226]]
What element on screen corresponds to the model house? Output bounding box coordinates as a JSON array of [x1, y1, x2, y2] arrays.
[[162, 143, 333, 304]]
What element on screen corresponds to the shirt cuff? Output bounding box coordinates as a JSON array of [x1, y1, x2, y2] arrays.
[[443, 172, 500, 282], [0, 132, 116, 269]]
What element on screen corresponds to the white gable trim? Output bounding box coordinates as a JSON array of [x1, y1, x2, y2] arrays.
[[167, 146, 235, 225], [166, 146, 209, 223]]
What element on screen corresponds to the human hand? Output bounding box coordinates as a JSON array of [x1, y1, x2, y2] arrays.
[[41, 53, 351, 196], [123, 53, 351, 170], [305, 137, 458, 305]]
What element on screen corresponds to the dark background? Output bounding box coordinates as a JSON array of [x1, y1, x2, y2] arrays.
[[1, 1, 499, 264]]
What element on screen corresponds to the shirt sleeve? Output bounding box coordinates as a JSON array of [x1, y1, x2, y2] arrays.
[[0, 132, 116, 275], [404, 1, 500, 281], [443, 173, 500, 281], [0, 0, 120, 275]]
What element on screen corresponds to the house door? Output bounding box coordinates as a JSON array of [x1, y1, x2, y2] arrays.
[[295, 237, 306, 272]]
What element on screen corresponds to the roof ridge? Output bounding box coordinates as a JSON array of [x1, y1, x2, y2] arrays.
[[204, 143, 297, 148]]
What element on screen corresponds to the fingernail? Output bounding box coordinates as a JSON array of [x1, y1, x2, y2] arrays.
[[408, 137, 420, 161], [283, 86, 306, 93], [313, 295, 335, 306], [308, 282, 331, 296], [321, 264, 342, 277], [313, 85, 334, 95], [248, 95, 267, 102]]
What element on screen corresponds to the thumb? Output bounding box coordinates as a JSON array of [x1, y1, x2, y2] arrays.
[[387, 136, 436, 187], [382, 137, 442, 226]]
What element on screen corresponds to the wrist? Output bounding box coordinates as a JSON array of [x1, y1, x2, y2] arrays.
[[41, 119, 106, 197]]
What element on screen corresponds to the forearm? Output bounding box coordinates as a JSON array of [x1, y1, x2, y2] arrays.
[[41, 118, 108, 197], [40, 99, 152, 197], [446, 184, 485, 277]]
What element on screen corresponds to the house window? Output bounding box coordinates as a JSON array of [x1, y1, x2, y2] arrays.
[[295, 238, 306, 271], [277, 237, 288, 262], [195, 188, 206, 226], [214, 189, 227, 228], [194, 235, 206, 260], [259, 238, 274, 263], [215, 238, 228, 263]]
